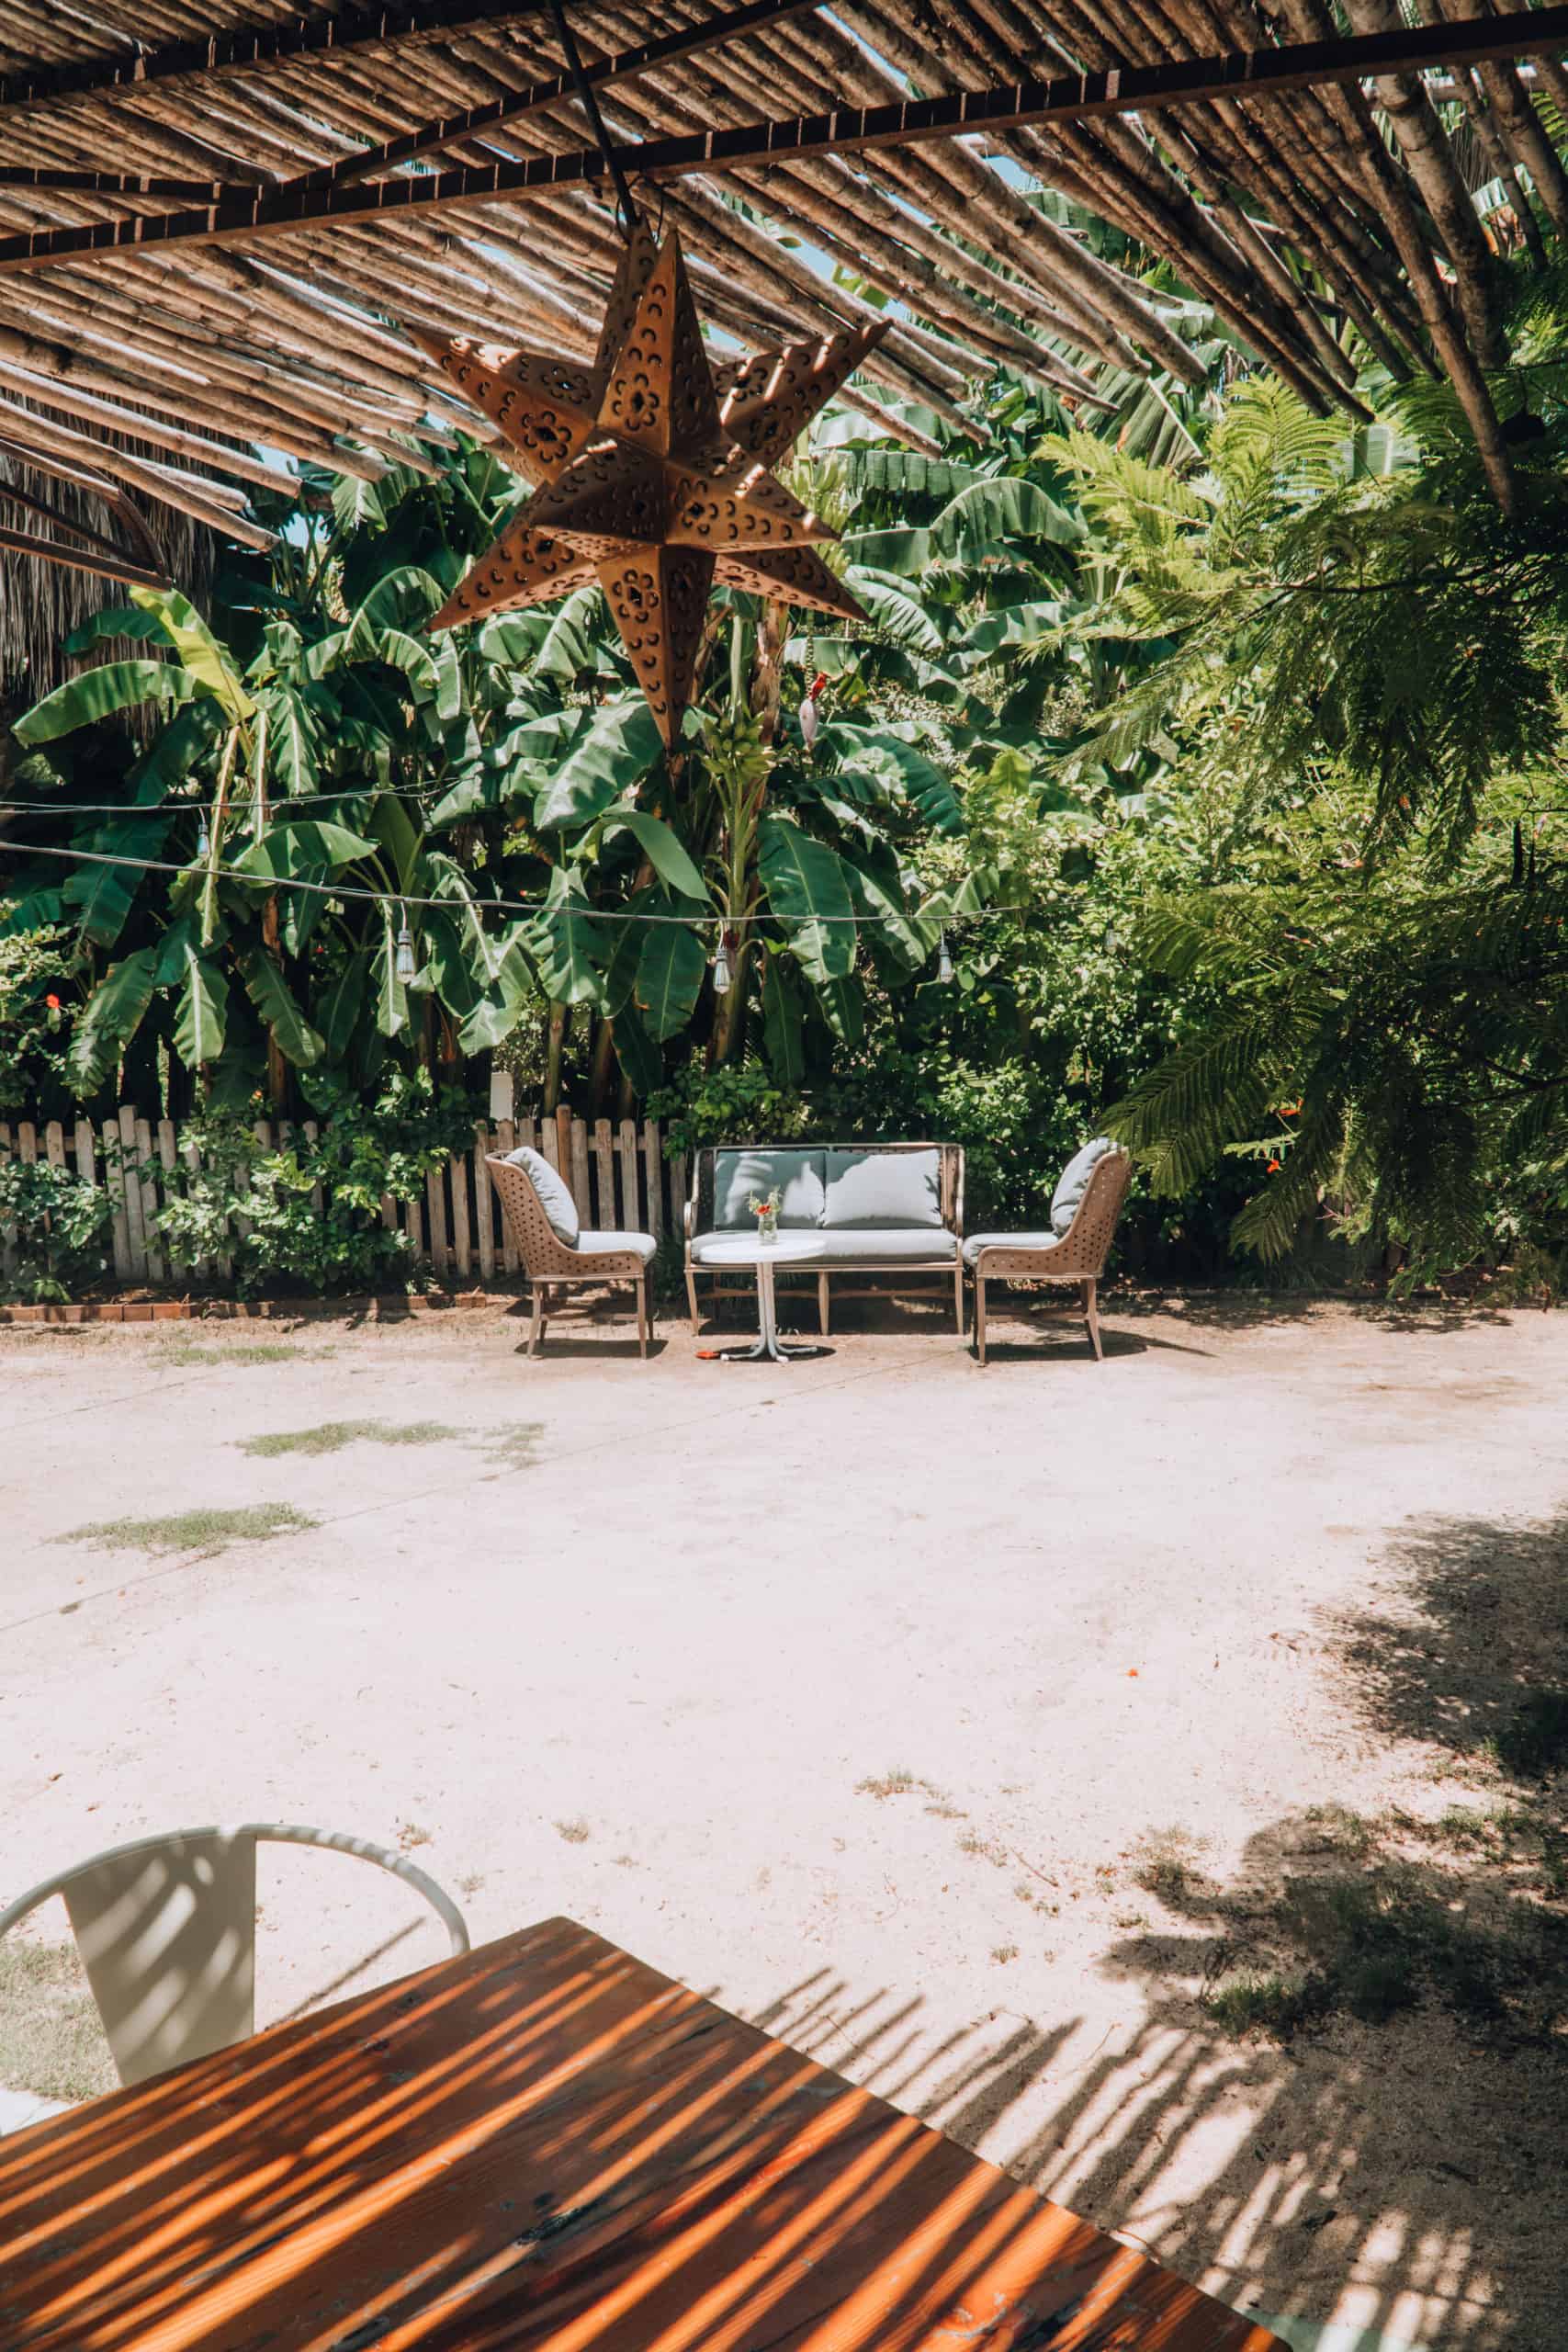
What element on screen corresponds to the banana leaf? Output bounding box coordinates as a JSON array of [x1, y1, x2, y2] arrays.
[[173, 947, 230, 1068], [68, 946, 159, 1091], [15, 662, 195, 745], [240, 951, 324, 1066], [758, 816, 856, 981]]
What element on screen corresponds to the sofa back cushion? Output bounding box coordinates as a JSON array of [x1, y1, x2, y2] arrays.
[[824, 1148, 943, 1230], [505, 1144, 580, 1247], [1051, 1136, 1115, 1236], [713, 1148, 827, 1230]]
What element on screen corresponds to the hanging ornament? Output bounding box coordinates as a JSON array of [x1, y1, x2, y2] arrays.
[[196, 813, 210, 858], [395, 909, 416, 982], [413, 224, 889, 748], [937, 932, 954, 985], [712, 928, 735, 995]]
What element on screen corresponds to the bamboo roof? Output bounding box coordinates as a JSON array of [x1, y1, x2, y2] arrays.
[[1, 0, 1567, 573]]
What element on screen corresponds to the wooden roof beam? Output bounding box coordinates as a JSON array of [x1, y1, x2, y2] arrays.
[[0, 2, 573, 112], [4, 5, 1568, 275]]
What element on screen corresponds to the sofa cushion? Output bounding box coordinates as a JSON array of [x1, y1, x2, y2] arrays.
[[1051, 1136, 1115, 1236], [504, 1144, 579, 1247], [576, 1228, 657, 1265], [963, 1231, 1058, 1267], [823, 1148, 943, 1230], [713, 1148, 825, 1229], [816, 1227, 955, 1263]]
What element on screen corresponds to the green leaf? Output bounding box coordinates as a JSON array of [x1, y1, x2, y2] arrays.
[[758, 816, 856, 981], [63, 605, 170, 655], [15, 661, 195, 744], [377, 627, 439, 703], [457, 937, 537, 1051], [839, 526, 931, 578], [633, 912, 705, 1042], [232, 821, 377, 881], [63, 813, 173, 946], [842, 567, 944, 654], [254, 684, 320, 797], [68, 947, 159, 1091], [367, 791, 423, 894], [357, 567, 444, 629], [761, 951, 806, 1083], [130, 696, 227, 796], [128, 586, 256, 722], [318, 953, 370, 1061], [611, 1001, 662, 1096], [525, 872, 604, 1006], [331, 473, 386, 533], [534, 696, 663, 831], [817, 972, 864, 1046], [827, 727, 964, 836], [534, 584, 608, 680], [239, 952, 324, 1067], [839, 842, 926, 969], [477, 613, 547, 665], [601, 807, 710, 901], [374, 901, 411, 1038], [173, 949, 230, 1068], [931, 476, 1085, 555]]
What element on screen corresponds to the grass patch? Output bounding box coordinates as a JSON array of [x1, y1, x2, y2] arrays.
[[239, 1419, 457, 1458], [1132, 1827, 1209, 1904], [1299, 1803, 1377, 1858], [855, 1769, 933, 1801], [0, 1939, 117, 2104], [157, 1341, 321, 1367], [53, 1502, 317, 1555], [479, 1423, 544, 1469], [990, 1944, 1020, 1964], [554, 1817, 591, 1844], [1202, 1972, 1309, 2041]]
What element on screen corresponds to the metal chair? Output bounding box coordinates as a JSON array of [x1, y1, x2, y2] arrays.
[[0, 1823, 469, 2088]]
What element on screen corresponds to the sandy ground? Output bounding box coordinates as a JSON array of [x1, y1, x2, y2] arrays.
[[2, 1286, 1565, 2350]]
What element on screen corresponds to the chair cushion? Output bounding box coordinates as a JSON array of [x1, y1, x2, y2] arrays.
[[692, 1227, 953, 1265], [1051, 1136, 1115, 1236], [504, 1144, 580, 1247], [963, 1231, 1059, 1267], [713, 1148, 826, 1229], [823, 1148, 943, 1230], [576, 1228, 657, 1264]]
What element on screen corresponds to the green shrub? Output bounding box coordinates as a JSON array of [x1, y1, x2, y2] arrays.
[[0, 1157, 115, 1302], [152, 1071, 477, 1297]]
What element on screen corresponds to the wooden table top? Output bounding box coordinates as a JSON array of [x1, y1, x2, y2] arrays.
[[0, 1917, 1285, 2351]]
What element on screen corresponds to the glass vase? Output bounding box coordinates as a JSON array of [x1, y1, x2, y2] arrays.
[[758, 1210, 779, 1246]]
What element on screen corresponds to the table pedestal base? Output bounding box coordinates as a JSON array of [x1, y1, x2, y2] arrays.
[[715, 1257, 831, 1363]]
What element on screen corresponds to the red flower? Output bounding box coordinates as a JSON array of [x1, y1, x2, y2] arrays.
[[808, 672, 829, 700], [1266, 1158, 1282, 1174], [44, 993, 61, 1010]]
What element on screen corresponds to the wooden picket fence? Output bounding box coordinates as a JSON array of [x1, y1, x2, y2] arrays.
[[0, 1082, 689, 1290]]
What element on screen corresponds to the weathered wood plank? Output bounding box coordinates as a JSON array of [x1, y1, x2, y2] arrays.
[[592, 1117, 615, 1230], [569, 1115, 592, 1224], [117, 1105, 147, 1279], [156, 1119, 179, 1277], [103, 1118, 131, 1280], [448, 1149, 472, 1279], [670, 1149, 689, 1243], [43, 1119, 66, 1170], [425, 1162, 450, 1280], [617, 1117, 639, 1229], [643, 1117, 663, 1240], [473, 1123, 495, 1283]]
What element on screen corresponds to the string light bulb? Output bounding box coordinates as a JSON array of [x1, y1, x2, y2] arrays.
[[937, 931, 953, 985], [712, 929, 734, 994], [395, 908, 416, 982], [196, 815, 210, 858]]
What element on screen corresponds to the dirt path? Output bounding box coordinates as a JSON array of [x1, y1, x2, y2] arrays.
[[3, 1293, 1563, 2349]]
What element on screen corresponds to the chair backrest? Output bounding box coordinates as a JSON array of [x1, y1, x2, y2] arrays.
[[0, 1823, 469, 2088], [487, 1153, 585, 1277], [1047, 1148, 1134, 1277], [687, 1142, 964, 1238]]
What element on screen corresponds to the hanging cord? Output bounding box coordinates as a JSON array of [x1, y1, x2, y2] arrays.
[[547, 0, 639, 243]]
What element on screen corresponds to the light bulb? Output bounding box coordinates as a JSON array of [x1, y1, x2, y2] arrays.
[[395, 915, 415, 982], [937, 931, 953, 985], [196, 816, 210, 857], [712, 933, 733, 993]]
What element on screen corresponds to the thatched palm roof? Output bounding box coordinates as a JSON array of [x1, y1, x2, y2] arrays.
[[0, 0, 1566, 576]]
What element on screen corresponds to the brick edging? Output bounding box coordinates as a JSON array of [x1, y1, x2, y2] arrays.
[[0, 1292, 504, 1326]]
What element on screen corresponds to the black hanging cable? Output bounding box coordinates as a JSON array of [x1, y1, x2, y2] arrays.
[[547, 0, 640, 243]]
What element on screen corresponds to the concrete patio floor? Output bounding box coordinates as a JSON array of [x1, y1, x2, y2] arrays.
[[2, 1288, 1563, 2350]]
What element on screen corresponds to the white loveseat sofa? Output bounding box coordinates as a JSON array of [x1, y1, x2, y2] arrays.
[[683, 1143, 964, 1336]]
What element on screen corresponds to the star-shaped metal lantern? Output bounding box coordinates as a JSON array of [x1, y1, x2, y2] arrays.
[[412, 223, 889, 746]]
